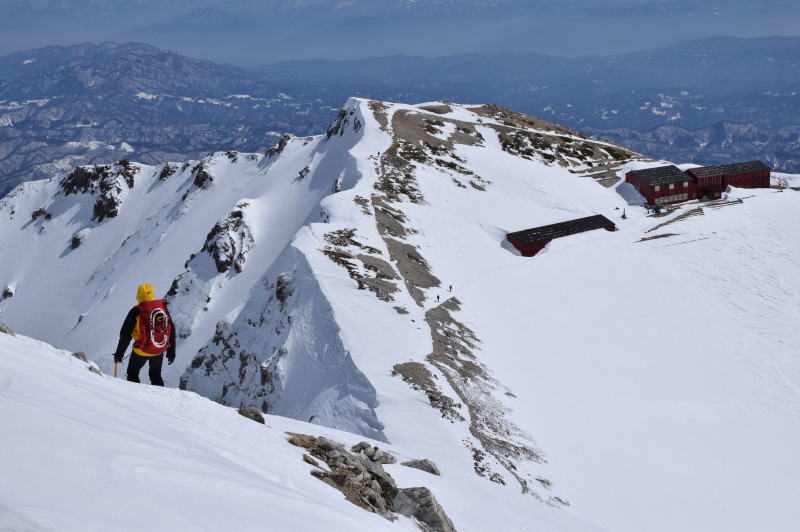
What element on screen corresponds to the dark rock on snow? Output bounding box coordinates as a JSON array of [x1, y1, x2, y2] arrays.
[[401, 459, 441, 476], [288, 433, 455, 531], [0, 322, 14, 336], [237, 407, 265, 424], [393, 487, 455, 532], [352, 441, 397, 465]]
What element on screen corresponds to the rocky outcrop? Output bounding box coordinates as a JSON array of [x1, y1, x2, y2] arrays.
[[180, 250, 387, 442], [393, 487, 455, 532], [1, 285, 14, 301], [191, 162, 214, 190], [201, 203, 254, 274], [321, 228, 400, 303], [402, 459, 441, 476], [0, 322, 14, 336], [352, 441, 396, 465], [58, 161, 139, 222], [288, 433, 455, 532], [237, 407, 265, 424]]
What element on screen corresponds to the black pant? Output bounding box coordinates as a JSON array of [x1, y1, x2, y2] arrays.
[[127, 352, 164, 386]]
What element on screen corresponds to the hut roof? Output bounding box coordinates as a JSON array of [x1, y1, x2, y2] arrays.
[[627, 165, 688, 186], [689, 160, 770, 178], [507, 214, 615, 244]]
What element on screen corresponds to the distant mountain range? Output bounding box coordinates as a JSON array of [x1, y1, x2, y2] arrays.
[[259, 36, 800, 173], [0, 42, 335, 194], [2, 1, 798, 62], [1, 37, 799, 194]]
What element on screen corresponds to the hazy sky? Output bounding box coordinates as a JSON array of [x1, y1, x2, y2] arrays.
[[1, 0, 799, 64]]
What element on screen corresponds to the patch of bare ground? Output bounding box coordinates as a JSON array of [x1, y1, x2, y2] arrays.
[[646, 207, 705, 233], [468, 104, 575, 135], [468, 103, 649, 182], [372, 106, 566, 503], [377, 109, 488, 200], [425, 298, 562, 503], [368, 100, 390, 131], [353, 195, 372, 215], [383, 237, 440, 306], [417, 103, 453, 115], [321, 228, 400, 303], [391, 362, 464, 422]]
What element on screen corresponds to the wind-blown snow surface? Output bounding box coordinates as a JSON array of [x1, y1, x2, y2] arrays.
[[2, 97, 800, 531], [0, 332, 589, 532]]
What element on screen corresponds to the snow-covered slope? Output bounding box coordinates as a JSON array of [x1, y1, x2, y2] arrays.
[[2, 97, 800, 531], [0, 329, 592, 532]]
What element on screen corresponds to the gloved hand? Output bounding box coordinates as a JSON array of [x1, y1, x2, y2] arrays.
[[167, 353, 175, 365], [114, 352, 124, 363]]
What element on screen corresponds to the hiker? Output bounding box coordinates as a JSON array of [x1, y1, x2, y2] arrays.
[[113, 284, 176, 386]]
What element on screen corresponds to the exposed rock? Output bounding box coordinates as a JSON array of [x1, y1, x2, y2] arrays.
[[383, 238, 440, 306], [326, 108, 357, 139], [368, 101, 390, 131], [322, 228, 400, 303], [266, 134, 292, 158], [201, 204, 254, 274], [425, 298, 548, 497], [391, 362, 463, 422], [87, 365, 102, 376], [352, 442, 396, 465], [418, 104, 453, 115], [1, 286, 14, 300], [401, 459, 440, 476], [31, 207, 50, 221], [0, 322, 14, 336], [394, 487, 456, 532], [303, 454, 320, 467], [70, 229, 90, 250], [158, 163, 176, 181], [59, 165, 110, 195], [116, 159, 139, 188], [192, 162, 213, 189], [275, 274, 294, 309], [71, 351, 89, 363], [287, 433, 455, 531], [237, 407, 265, 424]]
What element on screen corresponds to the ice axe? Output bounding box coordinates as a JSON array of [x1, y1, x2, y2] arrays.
[[113, 354, 128, 378]]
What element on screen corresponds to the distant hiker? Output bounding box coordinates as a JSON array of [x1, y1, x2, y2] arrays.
[[448, 285, 452, 292], [113, 284, 176, 386], [621, 209, 627, 219], [436, 294, 440, 302]]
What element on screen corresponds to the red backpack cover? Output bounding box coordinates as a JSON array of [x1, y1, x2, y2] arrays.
[[135, 299, 171, 355]]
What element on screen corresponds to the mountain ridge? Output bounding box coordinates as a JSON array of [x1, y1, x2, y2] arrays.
[[2, 96, 799, 530], [2, 36, 799, 198]]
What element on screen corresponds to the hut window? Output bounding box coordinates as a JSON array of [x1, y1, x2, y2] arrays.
[[654, 185, 660, 192], [669, 183, 675, 190]]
